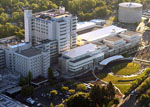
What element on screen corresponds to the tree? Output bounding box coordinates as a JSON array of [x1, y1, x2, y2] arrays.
[[19, 76, 27, 86], [15, 29, 24, 39], [48, 67, 54, 80], [76, 84, 87, 91], [90, 85, 103, 106], [61, 86, 69, 92], [0, 8, 4, 14], [90, 83, 116, 106], [66, 92, 91, 107], [50, 102, 54, 107], [106, 81, 116, 102], [0, 12, 8, 24], [28, 71, 33, 85], [11, 12, 23, 22], [55, 104, 64, 107], [140, 94, 149, 104], [50, 90, 58, 97], [114, 98, 120, 105], [68, 89, 75, 94], [21, 85, 34, 97]]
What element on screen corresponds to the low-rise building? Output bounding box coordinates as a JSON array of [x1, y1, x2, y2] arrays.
[[0, 94, 26, 107], [59, 29, 141, 74], [4, 42, 50, 79], [77, 21, 96, 32], [15, 48, 50, 78], [77, 25, 127, 46], [103, 36, 126, 49], [59, 43, 104, 74]]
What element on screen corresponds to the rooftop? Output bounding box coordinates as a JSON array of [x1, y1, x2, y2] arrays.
[[77, 21, 96, 31], [0, 94, 25, 107], [93, 41, 105, 47], [63, 43, 97, 58], [105, 36, 123, 42], [70, 55, 91, 63], [9, 43, 26, 48], [122, 31, 138, 36], [119, 2, 143, 8], [19, 48, 41, 57], [33, 7, 70, 20], [100, 55, 124, 65], [90, 19, 106, 23], [6, 86, 22, 95], [78, 25, 126, 42]]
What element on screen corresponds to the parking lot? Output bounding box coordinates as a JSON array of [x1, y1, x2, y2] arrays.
[[15, 79, 92, 107]]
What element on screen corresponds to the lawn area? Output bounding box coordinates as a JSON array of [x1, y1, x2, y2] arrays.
[[112, 62, 140, 75], [115, 84, 132, 94], [98, 70, 148, 94]]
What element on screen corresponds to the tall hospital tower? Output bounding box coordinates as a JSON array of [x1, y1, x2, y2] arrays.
[[24, 7, 78, 54]]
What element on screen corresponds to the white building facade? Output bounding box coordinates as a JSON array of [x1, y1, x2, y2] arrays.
[[59, 30, 141, 74], [5, 43, 50, 79], [25, 7, 78, 54], [0, 49, 5, 69], [59, 44, 104, 74]]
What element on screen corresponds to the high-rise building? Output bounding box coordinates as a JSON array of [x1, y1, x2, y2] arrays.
[[24, 7, 77, 54], [0, 49, 5, 69]]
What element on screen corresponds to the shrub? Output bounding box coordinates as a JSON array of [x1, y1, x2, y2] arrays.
[[50, 90, 58, 97], [140, 94, 149, 104], [68, 89, 75, 94], [114, 98, 120, 105], [146, 90, 150, 96], [21, 85, 34, 97], [55, 104, 64, 107], [76, 84, 87, 91], [72, 82, 78, 87], [61, 86, 69, 92], [65, 80, 73, 85]]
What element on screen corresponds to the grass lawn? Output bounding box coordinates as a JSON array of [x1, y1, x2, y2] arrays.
[[112, 62, 140, 75], [115, 84, 132, 94], [98, 71, 147, 94]]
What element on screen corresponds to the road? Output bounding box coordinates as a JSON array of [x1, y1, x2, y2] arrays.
[[120, 94, 137, 107]]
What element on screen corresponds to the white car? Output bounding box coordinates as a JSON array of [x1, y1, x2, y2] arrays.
[[26, 97, 35, 105], [37, 103, 41, 107]]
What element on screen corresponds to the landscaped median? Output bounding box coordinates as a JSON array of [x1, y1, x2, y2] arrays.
[[98, 68, 150, 94]]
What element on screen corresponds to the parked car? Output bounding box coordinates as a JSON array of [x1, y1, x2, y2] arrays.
[[37, 103, 42, 107], [26, 97, 35, 105], [131, 90, 135, 96]]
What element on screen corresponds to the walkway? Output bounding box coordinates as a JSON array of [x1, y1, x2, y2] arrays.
[[133, 58, 150, 63], [112, 68, 146, 78]]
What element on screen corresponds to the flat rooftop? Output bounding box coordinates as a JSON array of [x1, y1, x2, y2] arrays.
[[71, 55, 91, 63], [0, 94, 25, 107], [77, 27, 100, 35], [6, 86, 22, 95], [63, 43, 97, 58], [78, 25, 126, 42], [105, 36, 123, 42], [119, 2, 143, 8], [122, 31, 138, 36], [19, 48, 41, 57], [9, 43, 26, 48], [90, 19, 106, 23], [77, 21, 96, 31], [33, 8, 69, 20], [92, 41, 105, 47]]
